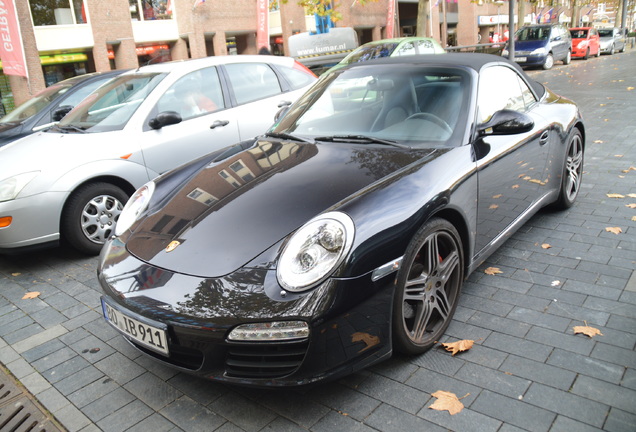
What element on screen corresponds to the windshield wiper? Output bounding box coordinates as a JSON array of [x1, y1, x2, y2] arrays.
[[55, 124, 87, 134], [263, 131, 314, 143], [315, 135, 410, 149]]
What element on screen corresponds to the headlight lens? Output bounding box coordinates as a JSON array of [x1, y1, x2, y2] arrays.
[[277, 211, 355, 292], [228, 321, 309, 341], [114, 182, 155, 236], [531, 47, 547, 55], [0, 172, 40, 202]]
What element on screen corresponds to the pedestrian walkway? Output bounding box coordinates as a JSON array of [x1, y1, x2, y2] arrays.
[[0, 50, 635, 432]]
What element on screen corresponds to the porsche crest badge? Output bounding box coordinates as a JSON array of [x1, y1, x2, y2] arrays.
[[165, 240, 180, 252]]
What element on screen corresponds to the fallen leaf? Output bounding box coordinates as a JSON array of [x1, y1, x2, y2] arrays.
[[606, 193, 625, 198], [523, 176, 532, 180], [11, 273, 21, 277], [511, 184, 520, 189], [626, 204, 636, 209], [605, 227, 622, 235], [489, 204, 499, 209], [541, 243, 551, 249], [492, 194, 502, 199], [632, 216, 636, 222], [614, 154, 623, 157], [484, 267, 503, 275], [441, 340, 474, 356], [573, 324, 603, 338], [628, 87, 635, 91], [22, 292, 41, 299], [621, 166, 636, 173], [551, 280, 561, 287], [529, 179, 546, 185], [429, 391, 469, 415], [593, 139, 603, 143], [628, 194, 636, 198], [351, 332, 380, 353]]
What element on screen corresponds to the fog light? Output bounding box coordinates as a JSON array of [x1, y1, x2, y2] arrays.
[[0, 216, 12, 228], [228, 321, 309, 341]]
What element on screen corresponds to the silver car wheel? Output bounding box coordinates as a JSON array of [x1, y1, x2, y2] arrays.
[[564, 132, 583, 202], [81, 194, 124, 244]]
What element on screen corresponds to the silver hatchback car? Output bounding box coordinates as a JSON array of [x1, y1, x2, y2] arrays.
[[0, 55, 316, 254]]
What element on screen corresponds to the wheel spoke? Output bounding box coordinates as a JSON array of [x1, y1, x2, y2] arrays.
[[412, 301, 433, 341], [438, 250, 460, 283], [404, 273, 428, 301], [431, 285, 451, 321], [426, 233, 440, 274]]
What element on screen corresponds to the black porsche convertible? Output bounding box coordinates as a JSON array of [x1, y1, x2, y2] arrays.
[[98, 53, 584, 386]]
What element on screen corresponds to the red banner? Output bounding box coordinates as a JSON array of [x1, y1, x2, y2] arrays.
[[0, 0, 28, 77], [256, 0, 269, 51], [386, 0, 396, 39]]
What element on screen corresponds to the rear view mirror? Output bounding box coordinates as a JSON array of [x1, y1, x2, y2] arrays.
[[148, 111, 182, 130], [52, 105, 73, 122]]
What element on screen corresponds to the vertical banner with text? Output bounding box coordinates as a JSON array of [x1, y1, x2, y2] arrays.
[[386, 0, 396, 39], [256, 0, 269, 51], [0, 0, 28, 77]]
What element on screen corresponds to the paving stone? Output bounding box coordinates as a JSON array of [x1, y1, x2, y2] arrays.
[[471, 390, 555, 432], [364, 403, 446, 432], [526, 285, 587, 306], [32, 346, 79, 373], [418, 406, 502, 432], [467, 310, 531, 338], [605, 314, 636, 335], [570, 375, 636, 414], [95, 399, 153, 432], [124, 372, 184, 411], [506, 306, 572, 332], [523, 383, 609, 428], [82, 387, 136, 422], [546, 349, 625, 385], [369, 354, 419, 383], [499, 355, 576, 391], [209, 391, 277, 431], [545, 302, 610, 327], [590, 341, 636, 369], [259, 417, 310, 432], [126, 413, 180, 432], [526, 326, 595, 356], [582, 296, 636, 319], [483, 332, 552, 363], [445, 319, 493, 342], [311, 410, 379, 432], [408, 347, 465, 376], [55, 365, 104, 396], [308, 381, 382, 421], [562, 279, 622, 301], [604, 407, 636, 432], [67, 374, 120, 408], [550, 415, 607, 432], [454, 362, 530, 399], [159, 396, 226, 432], [351, 373, 429, 415], [405, 368, 481, 407]]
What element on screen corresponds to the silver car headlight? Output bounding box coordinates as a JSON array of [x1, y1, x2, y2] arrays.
[[0, 171, 40, 202], [277, 211, 355, 292], [531, 47, 547, 55], [114, 182, 155, 236]]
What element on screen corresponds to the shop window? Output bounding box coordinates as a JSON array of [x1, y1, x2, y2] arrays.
[[130, 0, 173, 21], [30, 0, 87, 26]]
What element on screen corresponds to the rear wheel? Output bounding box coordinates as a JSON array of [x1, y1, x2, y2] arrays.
[[563, 50, 571, 65], [61, 182, 128, 255], [609, 44, 615, 55], [553, 129, 584, 209], [392, 218, 464, 355], [542, 53, 554, 70]]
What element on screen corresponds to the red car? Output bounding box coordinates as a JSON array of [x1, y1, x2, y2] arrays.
[[570, 27, 600, 59]]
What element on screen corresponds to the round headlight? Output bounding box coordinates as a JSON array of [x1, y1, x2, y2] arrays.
[[277, 212, 355, 292], [114, 182, 155, 236]]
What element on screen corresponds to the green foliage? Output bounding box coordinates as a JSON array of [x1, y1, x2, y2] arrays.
[[276, 0, 378, 22]]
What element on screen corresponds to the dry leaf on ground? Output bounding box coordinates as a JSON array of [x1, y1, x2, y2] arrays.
[[573, 324, 603, 338], [440, 340, 474, 356], [484, 267, 503, 275], [541, 243, 551, 249], [429, 391, 469, 415], [22, 292, 41, 299], [628, 194, 636, 198], [632, 216, 636, 222], [606, 193, 625, 198], [626, 204, 636, 209], [605, 227, 622, 235]]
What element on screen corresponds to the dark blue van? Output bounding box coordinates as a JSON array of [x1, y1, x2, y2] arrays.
[[502, 23, 572, 70]]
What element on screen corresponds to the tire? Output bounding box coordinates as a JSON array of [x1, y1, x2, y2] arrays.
[[609, 44, 614, 55], [553, 129, 584, 209], [583, 48, 589, 60], [542, 53, 554, 70], [392, 218, 464, 355], [563, 50, 571, 65], [61, 182, 128, 255], [596, 47, 601, 57]]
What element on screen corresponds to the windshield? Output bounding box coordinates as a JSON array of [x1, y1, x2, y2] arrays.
[[57, 72, 166, 133], [0, 82, 72, 124], [341, 43, 400, 65], [272, 64, 469, 147], [598, 29, 613, 37], [570, 29, 588, 38], [516, 27, 550, 41]]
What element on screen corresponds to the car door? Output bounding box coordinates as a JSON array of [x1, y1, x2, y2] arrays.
[[221, 62, 300, 141], [473, 65, 551, 255], [140, 66, 242, 175]]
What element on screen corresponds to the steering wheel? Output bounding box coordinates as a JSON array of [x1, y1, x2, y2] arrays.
[[406, 113, 453, 136]]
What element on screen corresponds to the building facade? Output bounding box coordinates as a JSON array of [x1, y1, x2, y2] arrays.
[[3, 0, 554, 113]]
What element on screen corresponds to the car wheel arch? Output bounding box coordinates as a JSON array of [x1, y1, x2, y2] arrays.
[[427, 208, 472, 278]]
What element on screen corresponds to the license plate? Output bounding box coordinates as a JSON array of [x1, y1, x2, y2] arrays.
[[102, 299, 169, 356], [514, 57, 527, 62]]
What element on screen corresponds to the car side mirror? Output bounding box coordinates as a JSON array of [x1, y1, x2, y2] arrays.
[[477, 109, 534, 136], [52, 105, 73, 122], [148, 111, 182, 130], [274, 103, 291, 123]]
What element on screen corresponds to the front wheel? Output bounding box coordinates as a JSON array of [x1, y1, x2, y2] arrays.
[[553, 129, 584, 209], [583, 48, 590, 60], [61, 182, 129, 255], [392, 218, 464, 355], [542, 53, 554, 70]]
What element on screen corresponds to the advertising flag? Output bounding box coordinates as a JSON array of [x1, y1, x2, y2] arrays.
[[0, 0, 28, 77]]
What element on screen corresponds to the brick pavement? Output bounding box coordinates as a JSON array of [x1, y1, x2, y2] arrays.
[[0, 50, 634, 432]]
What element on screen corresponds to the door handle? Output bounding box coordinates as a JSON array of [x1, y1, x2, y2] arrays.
[[210, 120, 229, 129], [539, 130, 549, 145]]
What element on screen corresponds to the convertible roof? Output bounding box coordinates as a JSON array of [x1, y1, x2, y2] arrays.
[[348, 52, 546, 99]]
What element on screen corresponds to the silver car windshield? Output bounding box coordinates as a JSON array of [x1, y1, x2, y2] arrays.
[[57, 73, 166, 133], [273, 65, 468, 147], [0, 82, 72, 124]]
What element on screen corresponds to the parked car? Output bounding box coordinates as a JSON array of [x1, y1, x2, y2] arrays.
[[502, 23, 572, 69], [569, 27, 600, 59], [0, 55, 316, 255], [337, 37, 445, 67], [0, 70, 124, 147], [98, 53, 585, 387], [598, 27, 627, 55]]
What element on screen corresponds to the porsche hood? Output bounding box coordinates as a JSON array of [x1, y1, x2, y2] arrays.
[[126, 139, 436, 277]]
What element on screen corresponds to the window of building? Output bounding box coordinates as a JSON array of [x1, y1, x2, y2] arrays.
[[30, 0, 87, 26], [130, 0, 173, 21]]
